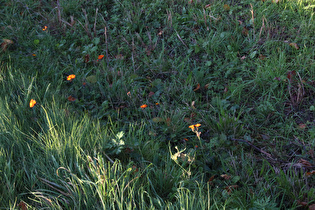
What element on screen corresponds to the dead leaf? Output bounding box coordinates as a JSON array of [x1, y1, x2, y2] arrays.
[[115, 54, 124, 60], [1, 39, 14, 52], [259, 54, 266, 60], [18, 201, 28, 210], [205, 4, 211, 9], [223, 4, 230, 11], [287, 70, 296, 81], [67, 96, 76, 102], [299, 158, 312, 168], [224, 185, 239, 194], [242, 27, 249, 36], [184, 117, 192, 123], [148, 131, 157, 136], [274, 77, 281, 81], [297, 200, 308, 207], [193, 83, 200, 92], [309, 204, 315, 210], [221, 174, 231, 180], [297, 123, 307, 129], [208, 175, 216, 182], [305, 170, 315, 177], [158, 30, 164, 36], [191, 101, 196, 109], [84, 54, 90, 63], [289, 43, 299, 50], [166, 118, 171, 127]]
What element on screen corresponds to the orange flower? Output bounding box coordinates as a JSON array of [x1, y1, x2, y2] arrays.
[[195, 124, 201, 128], [29, 99, 36, 108], [155, 103, 159, 105], [189, 124, 201, 131], [42, 26, 48, 31], [32, 53, 36, 57], [127, 91, 131, 97], [68, 96, 76, 102], [189, 125, 195, 130], [67, 74, 76, 81], [98, 55, 104, 60], [140, 104, 148, 109]]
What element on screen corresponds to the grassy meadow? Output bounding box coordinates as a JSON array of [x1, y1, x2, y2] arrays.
[[0, 0, 315, 209]]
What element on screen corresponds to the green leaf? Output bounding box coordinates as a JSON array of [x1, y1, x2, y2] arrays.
[[231, 176, 240, 184], [86, 75, 97, 83], [152, 117, 164, 123]]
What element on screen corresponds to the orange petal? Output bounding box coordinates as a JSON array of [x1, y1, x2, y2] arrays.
[[140, 104, 147, 109], [194, 123, 201, 127], [67, 74, 76, 81], [29, 99, 36, 108]]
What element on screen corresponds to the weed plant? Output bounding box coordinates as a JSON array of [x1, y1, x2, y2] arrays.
[[0, 0, 314, 209]]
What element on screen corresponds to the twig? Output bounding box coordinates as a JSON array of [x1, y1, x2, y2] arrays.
[[104, 26, 109, 69], [38, 177, 70, 197], [82, 9, 92, 39], [104, 153, 115, 164], [175, 30, 188, 49], [293, 135, 307, 153], [231, 138, 272, 158], [93, 8, 98, 38], [56, 0, 62, 25], [131, 37, 136, 73]]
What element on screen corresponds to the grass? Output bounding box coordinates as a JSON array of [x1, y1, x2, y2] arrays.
[[0, 0, 314, 208]]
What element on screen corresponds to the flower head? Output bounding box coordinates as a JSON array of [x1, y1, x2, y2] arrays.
[[67, 74, 76, 81], [29, 99, 36, 108], [42, 26, 48, 31], [189, 124, 201, 131], [140, 104, 148, 109], [98, 55, 104, 60]]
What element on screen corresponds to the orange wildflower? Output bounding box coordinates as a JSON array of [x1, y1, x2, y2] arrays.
[[67, 74, 76, 81], [29, 99, 36, 108], [32, 53, 36, 57], [155, 103, 159, 105], [140, 104, 148, 109], [189, 124, 201, 131], [98, 55, 104, 60], [195, 124, 201, 128], [42, 26, 48, 31], [189, 125, 195, 130]]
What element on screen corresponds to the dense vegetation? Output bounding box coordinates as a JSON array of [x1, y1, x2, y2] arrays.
[[0, 0, 314, 208]]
